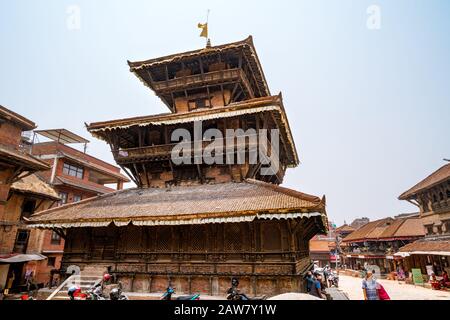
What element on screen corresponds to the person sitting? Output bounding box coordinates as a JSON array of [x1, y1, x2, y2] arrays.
[[309, 272, 325, 299], [429, 272, 442, 290], [440, 271, 450, 288], [397, 266, 405, 281]]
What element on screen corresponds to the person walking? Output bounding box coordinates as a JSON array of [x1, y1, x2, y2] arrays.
[[362, 271, 379, 300]]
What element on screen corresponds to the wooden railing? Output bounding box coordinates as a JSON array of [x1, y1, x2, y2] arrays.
[[152, 68, 252, 94], [112, 136, 260, 162]]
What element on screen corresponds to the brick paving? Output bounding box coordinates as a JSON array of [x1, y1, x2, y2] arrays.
[[339, 275, 450, 300]]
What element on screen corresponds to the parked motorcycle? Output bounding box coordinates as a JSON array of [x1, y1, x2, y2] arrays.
[[86, 285, 106, 300], [226, 278, 267, 300], [67, 286, 88, 300], [161, 285, 200, 300], [328, 271, 339, 288], [109, 287, 129, 300]]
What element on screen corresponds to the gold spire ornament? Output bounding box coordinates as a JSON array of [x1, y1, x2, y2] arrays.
[[198, 22, 208, 38], [198, 9, 211, 48]]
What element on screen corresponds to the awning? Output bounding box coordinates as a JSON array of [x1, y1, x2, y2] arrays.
[[0, 253, 47, 263], [30, 212, 324, 229]]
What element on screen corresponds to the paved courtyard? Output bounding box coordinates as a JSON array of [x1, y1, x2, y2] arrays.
[[339, 275, 450, 300]]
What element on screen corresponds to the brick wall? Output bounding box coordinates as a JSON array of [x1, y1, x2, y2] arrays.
[[32, 142, 120, 173], [0, 122, 22, 147]]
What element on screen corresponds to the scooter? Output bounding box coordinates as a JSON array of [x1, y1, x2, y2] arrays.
[[161, 286, 200, 300]]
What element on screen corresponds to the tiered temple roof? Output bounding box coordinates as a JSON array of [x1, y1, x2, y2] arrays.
[[29, 179, 326, 231]]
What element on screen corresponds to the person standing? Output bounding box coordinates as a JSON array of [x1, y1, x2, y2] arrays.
[[362, 271, 379, 300], [24, 267, 34, 292]]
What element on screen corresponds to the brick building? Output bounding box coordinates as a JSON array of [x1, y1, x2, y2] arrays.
[[397, 161, 450, 277], [0, 106, 58, 292], [342, 216, 425, 275], [29, 129, 129, 282]]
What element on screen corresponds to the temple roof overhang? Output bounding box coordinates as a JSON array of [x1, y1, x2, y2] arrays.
[[0, 144, 50, 172], [87, 95, 299, 166], [399, 163, 450, 200], [398, 239, 450, 255], [0, 105, 36, 131], [127, 36, 270, 101], [27, 179, 327, 232], [11, 174, 60, 201]]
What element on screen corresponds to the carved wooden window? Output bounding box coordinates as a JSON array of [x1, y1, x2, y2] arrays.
[[123, 227, 141, 252], [262, 222, 281, 251], [190, 225, 207, 252], [156, 227, 172, 252], [224, 224, 242, 252], [69, 229, 86, 251], [149, 130, 161, 146]]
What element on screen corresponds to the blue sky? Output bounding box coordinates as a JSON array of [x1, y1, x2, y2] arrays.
[[1, 0, 449, 225]]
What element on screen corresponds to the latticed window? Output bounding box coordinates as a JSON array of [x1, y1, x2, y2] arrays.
[[123, 227, 142, 251], [190, 225, 206, 252], [224, 224, 242, 252], [156, 227, 172, 252], [262, 222, 281, 251]]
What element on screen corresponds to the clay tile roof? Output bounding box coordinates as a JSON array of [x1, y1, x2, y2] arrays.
[[343, 217, 426, 243], [399, 163, 450, 200], [11, 174, 60, 201], [0, 144, 50, 171], [399, 240, 450, 253], [0, 105, 36, 131], [86, 95, 299, 166], [336, 224, 355, 233], [54, 176, 116, 195], [28, 179, 327, 229], [127, 36, 270, 98], [87, 95, 281, 131], [390, 218, 425, 238]]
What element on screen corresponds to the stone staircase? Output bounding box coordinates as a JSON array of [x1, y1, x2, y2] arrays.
[[47, 266, 105, 300]]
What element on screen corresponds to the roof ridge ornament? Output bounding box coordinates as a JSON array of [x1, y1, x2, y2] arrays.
[[197, 9, 211, 48]]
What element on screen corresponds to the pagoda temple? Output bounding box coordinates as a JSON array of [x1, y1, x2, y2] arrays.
[[29, 36, 328, 296]]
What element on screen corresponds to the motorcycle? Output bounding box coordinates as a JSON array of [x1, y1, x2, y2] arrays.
[[161, 286, 200, 300], [85, 285, 106, 300], [109, 287, 129, 300], [226, 278, 267, 301], [328, 271, 339, 288]]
